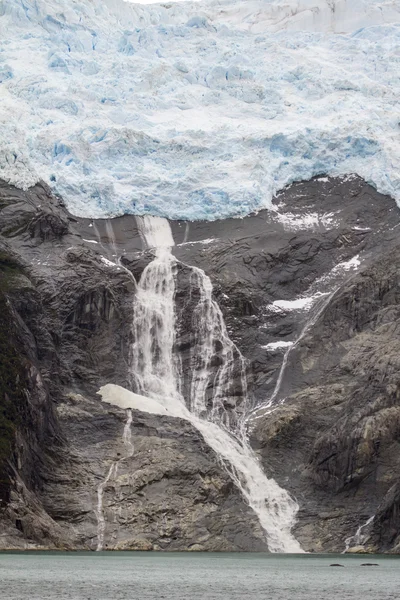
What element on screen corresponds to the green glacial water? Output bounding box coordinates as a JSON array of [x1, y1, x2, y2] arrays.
[[0, 552, 399, 600]]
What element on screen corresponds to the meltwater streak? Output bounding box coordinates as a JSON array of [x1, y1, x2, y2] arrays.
[[96, 409, 133, 551], [249, 256, 363, 425], [265, 290, 337, 410], [96, 463, 116, 552], [344, 515, 375, 553], [123, 409, 134, 458], [247, 291, 337, 429], [131, 215, 302, 553]]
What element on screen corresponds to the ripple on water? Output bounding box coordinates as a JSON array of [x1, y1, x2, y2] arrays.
[[0, 553, 399, 600]]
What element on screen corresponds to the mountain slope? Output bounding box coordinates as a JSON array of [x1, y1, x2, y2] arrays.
[[1, 175, 400, 551]]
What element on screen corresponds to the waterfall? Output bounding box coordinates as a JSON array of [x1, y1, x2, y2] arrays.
[[249, 289, 339, 424], [130, 221, 181, 408], [189, 266, 248, 430], [344, 515, 375, 552], [96, 462, 116, 552], [123, 409, 134, 458], [95, 409, 133, 551], [130, 215, 303, 553]]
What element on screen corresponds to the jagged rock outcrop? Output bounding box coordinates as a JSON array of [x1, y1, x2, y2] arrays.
[[1, 174, 400, 552], [250, 245, 400, 552], [0, 246, 63, 548]]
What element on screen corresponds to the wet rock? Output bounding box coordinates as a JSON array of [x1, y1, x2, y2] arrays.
[[46, 392, 268, 551], [1, 174, 400, 552], [369, 484, 400, 552], [250, 247, 400, 551]]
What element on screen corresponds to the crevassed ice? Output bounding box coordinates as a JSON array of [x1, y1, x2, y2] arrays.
[[1, 0, 400, 220]]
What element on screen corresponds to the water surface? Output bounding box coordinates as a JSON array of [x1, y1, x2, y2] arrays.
[[0, 552, 398, 600]]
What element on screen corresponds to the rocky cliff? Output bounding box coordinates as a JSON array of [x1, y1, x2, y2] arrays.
[[1, 175, 400, 552]]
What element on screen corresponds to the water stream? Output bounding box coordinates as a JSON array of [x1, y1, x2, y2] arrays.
[[344, 515, 375, 552], [262, 289, 338, 412], [130, 215, 303, 553], [96, 462, 116, 552], [189, 266, 249, 431], [95, 409, 134, 551]]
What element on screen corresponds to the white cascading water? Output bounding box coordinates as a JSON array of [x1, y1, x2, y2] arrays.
[[123, 409, 134, 458], [96, 463, 116, 552], [96, 408, 133, 551], [131, 217, 182, 407], [344, 515, 375, 552], [130, 215, 303, 553], [262, 289, 338, 412], [189, 266, 248, 430]]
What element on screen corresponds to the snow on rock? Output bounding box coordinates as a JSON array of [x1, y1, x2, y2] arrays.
[[333, 255, 361, 272], [177, 238, 217, 246], [272, 298, 314, 311], [98, 383, 183, 418], [100, 256, 120, 268], [262, 341, 294, 351], [272, 211, 338, 231], [1, 0, 400, 220], [269, 292, 329, 312]]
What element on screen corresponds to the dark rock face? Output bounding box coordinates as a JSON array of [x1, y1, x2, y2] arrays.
[[0, 245, 64, 548], [0, 180, 265, 550], [249, 246, 400, 552], [370, 484, 400, 553], [1, 174, 400, 552]]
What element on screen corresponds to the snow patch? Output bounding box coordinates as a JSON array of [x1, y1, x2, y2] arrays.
[[269, 292, 329, 312], [262, 341, 294, 351], [273, 211, 338, 231], [100, 256, 120, 268], [334, 255, 361, 272], [98, 383, 182, 417], [177, 238, 217, 246]]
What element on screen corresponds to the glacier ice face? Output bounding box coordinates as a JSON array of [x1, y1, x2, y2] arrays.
[[1, 0, 400, 219]]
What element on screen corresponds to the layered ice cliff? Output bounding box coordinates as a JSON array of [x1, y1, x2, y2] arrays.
[[1, 0, 400, 219]]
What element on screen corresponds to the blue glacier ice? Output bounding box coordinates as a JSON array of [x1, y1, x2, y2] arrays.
[[0, 0, 400, 220]]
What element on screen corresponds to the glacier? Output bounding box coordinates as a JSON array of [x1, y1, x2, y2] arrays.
[[1, 0, 400, 220]]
